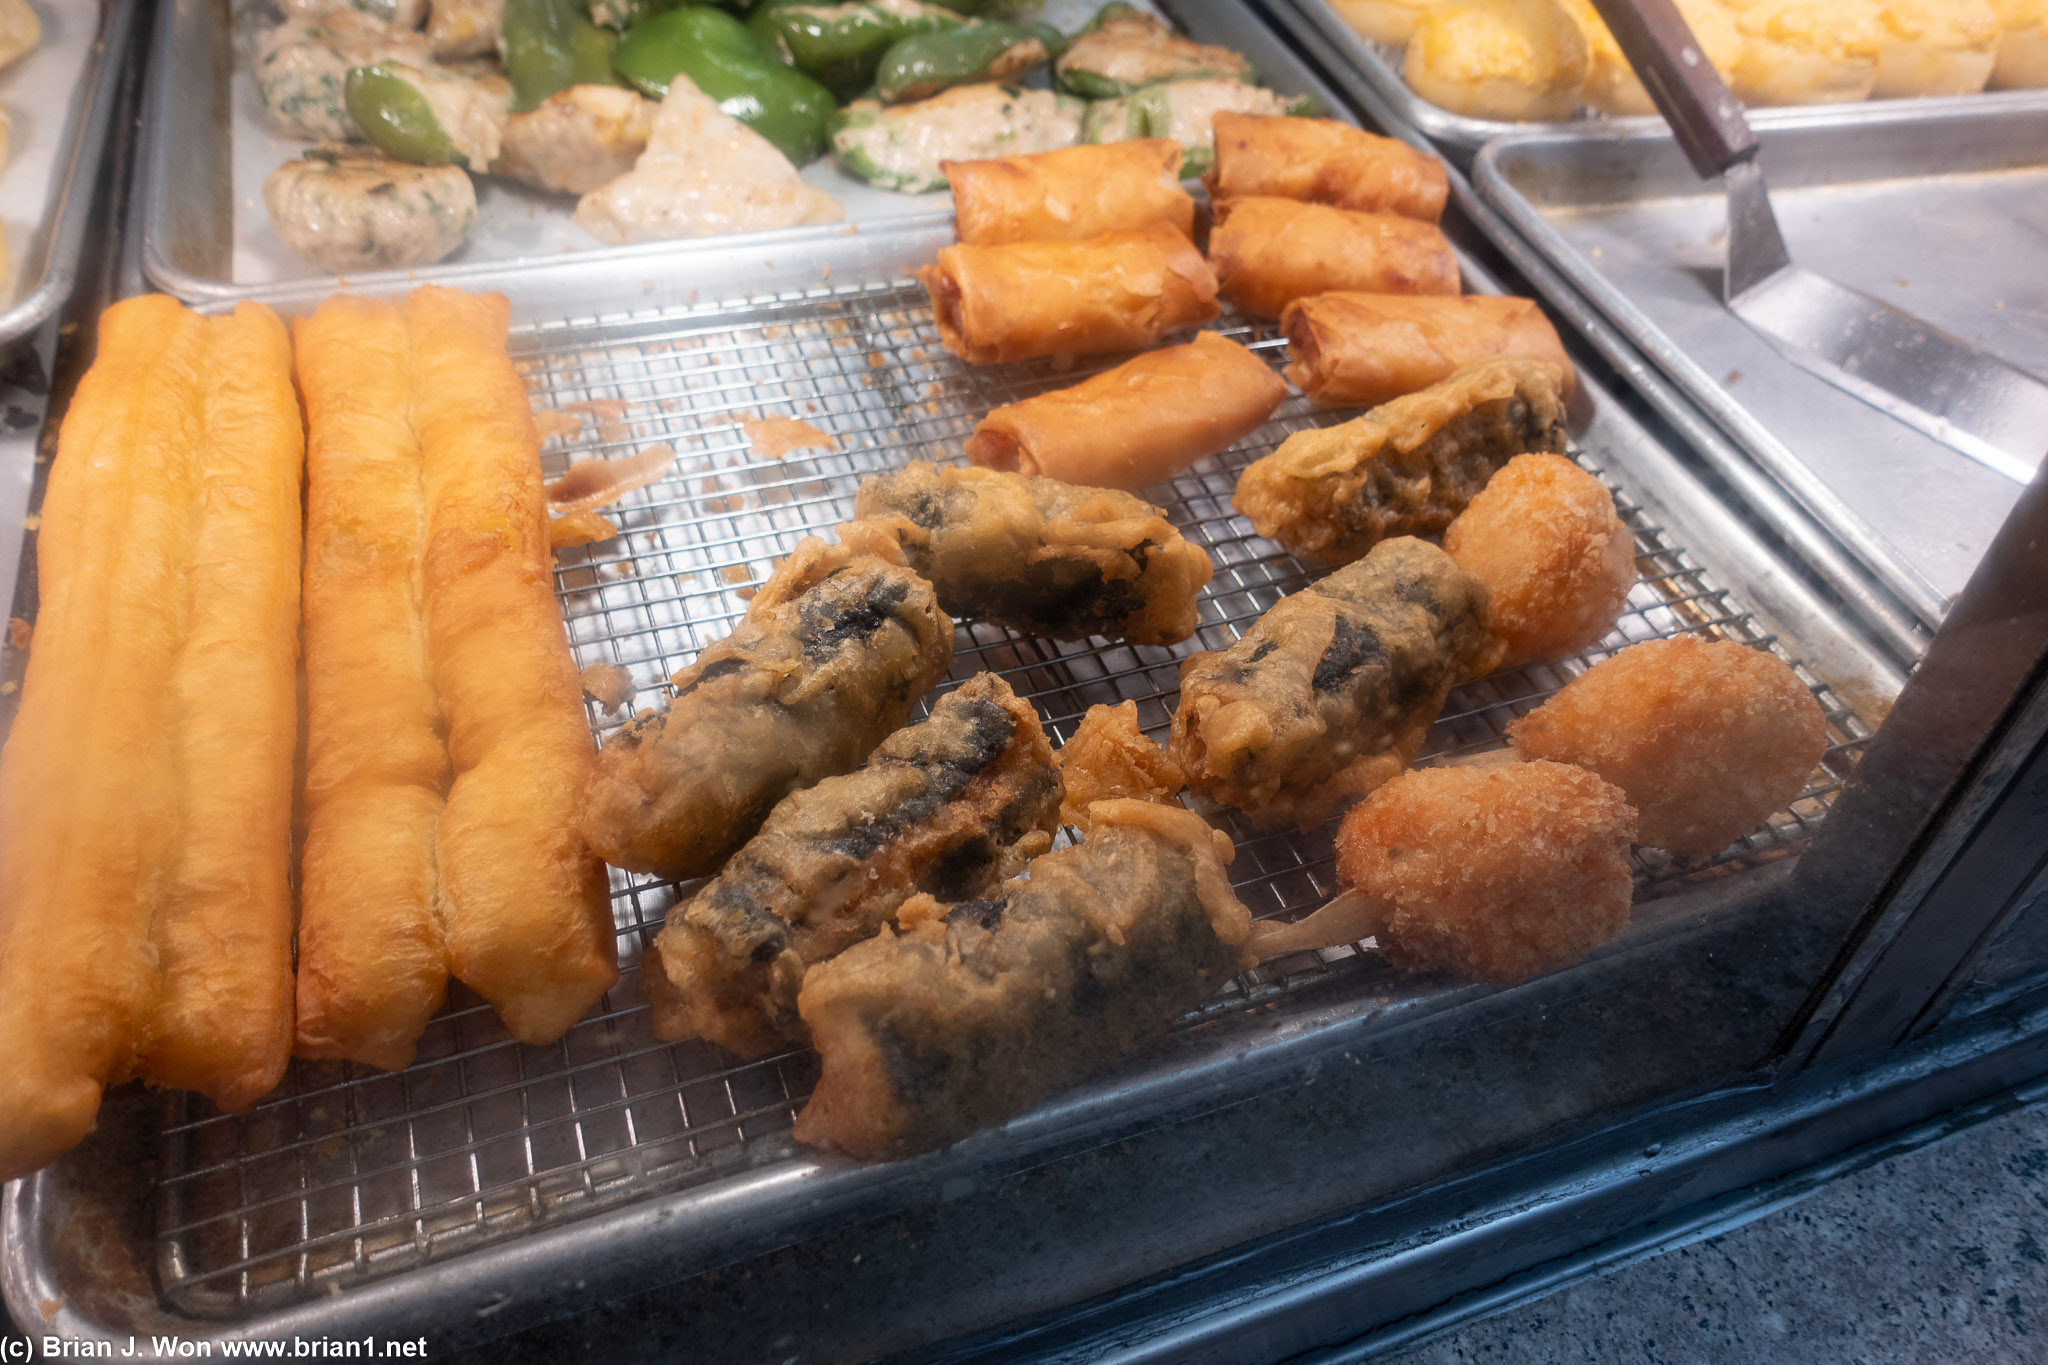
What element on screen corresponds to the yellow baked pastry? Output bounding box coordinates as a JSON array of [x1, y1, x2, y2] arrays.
[[0, 0, 38, 72], [1331, 0, 1435, 45], [1403, 0, 1592, 121], [1727, 0, 1885, 104], [1559, 0, 1744, 114], [1990, 0, 2048, 85], [1871, 0, 1999, 95]]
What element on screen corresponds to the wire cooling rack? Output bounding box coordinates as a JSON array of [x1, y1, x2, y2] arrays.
[[153, 279, 1873, 1318]]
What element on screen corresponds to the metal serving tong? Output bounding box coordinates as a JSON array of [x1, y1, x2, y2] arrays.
[[1587, 0, 2048, 484]]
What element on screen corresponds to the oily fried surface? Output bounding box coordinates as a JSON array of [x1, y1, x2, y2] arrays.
[[1335, 759, 1637, 982], [1443, 452, 1636, 666], [1057, 701, 1185, 827], [1508, 635, 1828, 857]]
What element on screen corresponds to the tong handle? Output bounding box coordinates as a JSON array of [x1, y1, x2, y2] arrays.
[[1587, 0, 1756, 178]]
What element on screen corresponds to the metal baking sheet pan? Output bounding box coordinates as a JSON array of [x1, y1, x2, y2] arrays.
[[0, 0, 136, 347], [138, 0, 1254, 302], [1474, 101, 2048, 626], [1272, 0, 2048, 155]]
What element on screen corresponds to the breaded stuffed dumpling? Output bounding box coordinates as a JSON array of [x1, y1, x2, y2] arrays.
[[1871, 0, 1999, 96], [1727, 0, 1885, 104], [1402, 0, 1592, 121]]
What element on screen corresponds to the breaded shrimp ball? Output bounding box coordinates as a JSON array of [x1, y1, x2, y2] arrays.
[[1443, 451, 1636, 666], [1335, 759, 1637, 982], [1507, 635, 1827, 856]]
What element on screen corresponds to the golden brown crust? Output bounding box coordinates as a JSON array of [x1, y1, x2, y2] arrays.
[[1281, 292, 1576, 408], [1507, 635, 1829, 857], [963, 331, 1284, 491], [916, 223, 1220, 366], [1205, 112, 1449, 222], [1209, 197, 1460, 321], [944, 140, 1195, 246], [1056, 701, 1186, 827]]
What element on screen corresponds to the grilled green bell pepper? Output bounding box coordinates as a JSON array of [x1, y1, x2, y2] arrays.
[[873, 21, 1064, 103], [346, 64, 460, 164], [613, 6, 836, 161], [1054, 4, 1255, 99], [747, 0, 966, 101], [502, 0, 623, 110]]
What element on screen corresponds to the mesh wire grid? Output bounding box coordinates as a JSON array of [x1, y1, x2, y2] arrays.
[[152, 279, 1873, 1317]]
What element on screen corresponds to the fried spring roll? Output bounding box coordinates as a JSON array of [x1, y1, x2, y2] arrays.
[[855, 462, 1214, 645], [916, 222, 1220, 366], [407, 287, 616, 1047], [294, 296, 452, 1073], [140, 305, 304, 1110], [963, 331, 1284, 492], [582, 521, 955, 879], [1235, 356, 1571, 568], [793, 800, 1252, 1160], [1209, 197, 1460, 321], [1169, 538, 1502, 830], [1282, 292, 1575, 408], [944, 139, 1196, 246], [1205, 112, 1449, 223], [654, 672, 1062, 1058]]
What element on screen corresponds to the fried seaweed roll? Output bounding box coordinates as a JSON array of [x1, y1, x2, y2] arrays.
[[854, 462, 1213, 647], [580, 522, 955, 878], [1169, 537, 1501, 830], [650, 672, 1062, 1058], [793, 799, 1253, 1160], [1235, 356, 1570, 569]]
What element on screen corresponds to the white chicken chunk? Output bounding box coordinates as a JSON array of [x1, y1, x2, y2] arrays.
[[253, 12, 433, 141], [427, 0, 504, 59], [573, 79, 843, 244], [493, 85, 658, 195], [263, 145, 475, 273]]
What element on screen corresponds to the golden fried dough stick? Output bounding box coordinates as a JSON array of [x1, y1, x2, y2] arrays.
[[1250, 760, 1637, 981], [1281, 293, 1575, 408], [654, 672, 1062, 1058], [140, 304, 305, 1110], [406, 286, 616, 1046], [293, 295, 452, 1072], [1169, 538, 1501, 830], [0, 297, 208, 1180], [581, 521, 955, 879], [1208, 197, 1461, 321], [1206, 112, 1449, 222], [1443, 452, 1637, 666], [793, 800, 1252, 1160], [853, 462, 1214, 646], [944, 140, 1195, 246], [1235, 356, 1571, 568], [1508, 635, 1829, 857]]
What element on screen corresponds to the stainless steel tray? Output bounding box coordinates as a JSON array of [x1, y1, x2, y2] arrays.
[[136, 0, 1261, 304], [1472, 101, 2048, 629], [0, 0, 136, 348], [1270, 0, 2048, 155]]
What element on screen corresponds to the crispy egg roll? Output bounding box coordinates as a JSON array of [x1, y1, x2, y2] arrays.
[[944, 139, 1196, 246], [963, 330, 1284, 492], [1282, 292, 1575, 408], [140, 304, 304, 1111], [293, 295, 452, 1073], [1206, 112, 1448, 223], [1236, 356, 1571, 567], [1169, 537, 1501, 830], [654, 672, 1062, 1058], [581, 521, 955, 879], [793, 799, 1252, 1160], [916, 222, 1219, 366], [407, 286, 616, 1047], [1209, 196, 1460, 321], [855, 462, 1213, 645]]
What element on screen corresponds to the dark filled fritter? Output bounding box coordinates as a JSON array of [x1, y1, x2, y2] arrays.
[[1233, 356, 1570, 568], [853, 462, 1214, 646], [792, 799, 1253, 1160], [648, 672, 1063, 1058], [580, 523, 955, 877], [1169, 537, 1502, 830]]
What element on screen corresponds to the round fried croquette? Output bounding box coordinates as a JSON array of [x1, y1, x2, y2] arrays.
[[1443, 452, 1636, 666], [1506, 635, 1828, 856], [1334, 759, 1637, 982]]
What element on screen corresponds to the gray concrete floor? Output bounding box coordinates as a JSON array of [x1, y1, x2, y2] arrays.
[[1388, 1100, 2048, 1363]]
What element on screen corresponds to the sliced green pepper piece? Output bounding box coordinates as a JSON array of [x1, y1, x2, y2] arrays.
[[747, 0, 965, 102], [345, 64, 461, 165], [873, 21, 1064, 102], [1077, 1, 1141, 34], [1055, 5, 1256, 99], [503, 0, 623, 110], [613, 5, 837, 162]]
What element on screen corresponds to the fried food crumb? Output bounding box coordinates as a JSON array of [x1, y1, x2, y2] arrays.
[[5, 617, 28, 651], [580, 662, 637, 712], [1507, 635, 1828, 856], [1335, 759, 1637, 982], [533, 410, 583, 442], [1057, 701, 1185, 827], [548, 509, 619, 549], [742, 414, 836, 460]]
